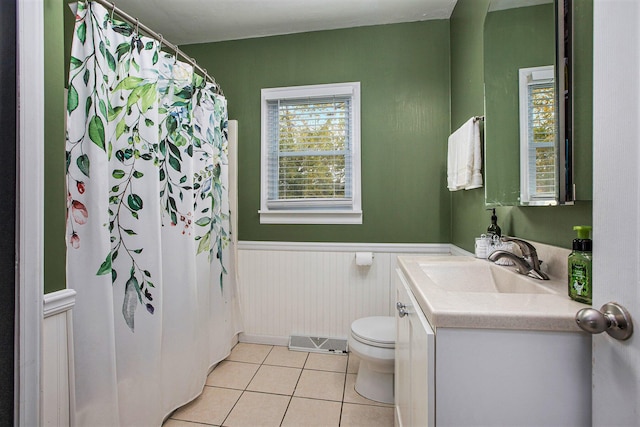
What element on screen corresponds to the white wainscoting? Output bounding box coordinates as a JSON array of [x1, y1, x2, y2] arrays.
[[238, 242, 457, 345], [42, 289, 77, 427]]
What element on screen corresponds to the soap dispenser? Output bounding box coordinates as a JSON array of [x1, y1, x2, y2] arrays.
[[487, 208, 501, 237], [568, 225, 592, 304]]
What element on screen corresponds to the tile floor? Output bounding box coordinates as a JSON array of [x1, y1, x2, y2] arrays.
[[163, 343, 394, 427]]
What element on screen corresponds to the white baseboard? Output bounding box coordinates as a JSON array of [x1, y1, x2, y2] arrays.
[[239, 333, 290, 347]]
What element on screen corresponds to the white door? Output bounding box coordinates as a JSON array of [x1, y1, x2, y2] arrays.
[[592, 1, 640, 424]]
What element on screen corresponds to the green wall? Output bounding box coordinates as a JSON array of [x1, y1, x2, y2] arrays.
[[449, 0, 491, 252], [44, 0, 67, 293], [47, 1, 595, 282], [184, 22, 452, 243], [450, 0, 592, 252], [573, 0, 593, 200], [483, 4, 555, 205]]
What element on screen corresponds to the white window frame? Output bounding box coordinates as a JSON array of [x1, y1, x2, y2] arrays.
[[259, 82, 362, 224], [518, 65, 558, 206]]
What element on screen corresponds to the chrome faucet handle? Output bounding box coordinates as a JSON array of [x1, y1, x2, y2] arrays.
[[488, 250, 550, 280], [500, 236, 537, 256], [488, 250, 531, 274], [499, 237, 548, 280]]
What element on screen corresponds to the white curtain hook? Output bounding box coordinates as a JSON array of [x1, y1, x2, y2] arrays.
[[109, 2, 116, 21], [158, 34, 163, 50]]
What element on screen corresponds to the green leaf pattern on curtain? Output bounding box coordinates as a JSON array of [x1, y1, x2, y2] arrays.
[[66, 1, 229, 331]]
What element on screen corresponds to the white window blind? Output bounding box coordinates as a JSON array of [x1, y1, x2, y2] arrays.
[[518, 66, 558, 205], [260, 83, 362, 224], [526, 81, 557, 199], [266, 97, 352, 208]]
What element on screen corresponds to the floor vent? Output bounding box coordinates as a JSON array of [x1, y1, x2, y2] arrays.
[[289, 335, 348, 354]]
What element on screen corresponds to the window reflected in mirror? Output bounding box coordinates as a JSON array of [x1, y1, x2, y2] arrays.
[[519, 65, 557, 205]]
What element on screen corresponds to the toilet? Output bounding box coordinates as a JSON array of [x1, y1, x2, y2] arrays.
[[348, 316, 395, 404]]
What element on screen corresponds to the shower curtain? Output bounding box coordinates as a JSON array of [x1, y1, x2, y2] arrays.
[[65, 2, 242, 425]]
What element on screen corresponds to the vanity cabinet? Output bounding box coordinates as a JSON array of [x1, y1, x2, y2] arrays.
[[394, 267, 591, 427], [395, 269, 435, 427]]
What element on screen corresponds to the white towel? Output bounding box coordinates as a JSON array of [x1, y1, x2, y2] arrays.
[[447, 118, 483, 191]]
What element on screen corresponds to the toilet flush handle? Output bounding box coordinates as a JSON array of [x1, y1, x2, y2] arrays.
[[396, 302, 408, 318]]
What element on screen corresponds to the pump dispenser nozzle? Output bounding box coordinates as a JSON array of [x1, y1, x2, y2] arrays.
[[573, 225, 592, 239], [572, 225, 592, 252], [487, 208, 501, 237]]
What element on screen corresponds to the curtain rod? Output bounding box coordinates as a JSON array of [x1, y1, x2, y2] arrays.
[[90, 0, 224, 96]]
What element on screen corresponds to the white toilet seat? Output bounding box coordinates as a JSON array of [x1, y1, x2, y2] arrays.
[[350, 316, 395, 348]]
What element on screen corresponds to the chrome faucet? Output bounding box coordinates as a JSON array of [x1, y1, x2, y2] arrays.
[[488, 237, 550, 280]]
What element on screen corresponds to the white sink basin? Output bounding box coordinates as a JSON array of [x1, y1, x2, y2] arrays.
[[397, 254, 586, 332], [419, 261, 554, 295]]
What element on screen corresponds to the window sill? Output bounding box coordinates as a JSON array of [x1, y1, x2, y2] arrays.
[[258, 209, 363, 225]]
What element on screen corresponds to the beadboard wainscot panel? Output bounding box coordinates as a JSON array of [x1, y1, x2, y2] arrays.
[[238, 242, 452, 345], [42, 289, 76, 427]]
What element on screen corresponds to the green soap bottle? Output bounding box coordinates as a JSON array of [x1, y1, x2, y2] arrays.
[[568, 225, 593, 304]]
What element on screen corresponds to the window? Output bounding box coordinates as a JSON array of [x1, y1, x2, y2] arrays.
[[519, 66, 557, 205], [260, 83, 361, 224]]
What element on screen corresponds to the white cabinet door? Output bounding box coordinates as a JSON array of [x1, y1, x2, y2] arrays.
[[395, 270, 435, 427], [408, 299, 433, 427], [395, 275, 410, 427]]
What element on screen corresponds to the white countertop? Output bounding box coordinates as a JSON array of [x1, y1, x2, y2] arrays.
[[398, 254, 591, 332]]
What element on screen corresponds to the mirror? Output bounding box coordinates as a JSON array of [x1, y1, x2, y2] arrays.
[[483, 0, 573, 206]]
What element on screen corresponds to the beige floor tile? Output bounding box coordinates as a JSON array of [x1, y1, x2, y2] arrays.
[[294, 369, 345, 401], [171, 386, 241, 425], [222, 391, 290, 427], [163, 419, 213, 427], [347, 353, 360, 374], [246, 365, 302, 395], [304, 352, 348, 372], [226, 343, 273, 364], [340, 403, 394, 427], [343, 373, 393, 407], [263, 346, 308, 368], [281, 397, 341, 427], [206, 361, 260, 390]]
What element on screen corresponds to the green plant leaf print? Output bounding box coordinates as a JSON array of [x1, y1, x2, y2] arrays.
[[77, 21, 86, 44], [127, 194, 143, 211], [96, 253, 112, 276], [68, 85, 79, 113], [69, 56, 83, 70], [89, 116, 105, 150], [114, 76, 145, 91], [66, 1, 231, 333], [76, 154, 90, 178]]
